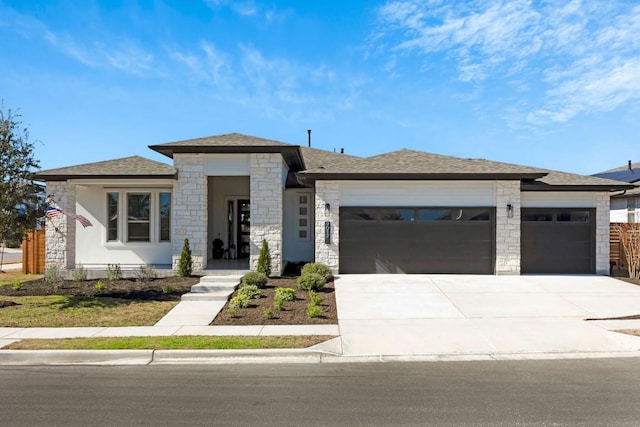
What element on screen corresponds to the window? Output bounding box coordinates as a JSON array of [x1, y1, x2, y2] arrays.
[[628, 199, 637, 223], [159, 192, 171, 241], [557, 211, 589, 222], [297, 193, 311, 240], [107, 193, 119, 241], [127, 193, 150, 242]]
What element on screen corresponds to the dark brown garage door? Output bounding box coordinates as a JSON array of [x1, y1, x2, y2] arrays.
[[339, 207, 495, 274], [521, 208, 595, 274]]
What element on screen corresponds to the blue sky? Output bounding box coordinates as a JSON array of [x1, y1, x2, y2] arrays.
[[1, 0, 639, 175]]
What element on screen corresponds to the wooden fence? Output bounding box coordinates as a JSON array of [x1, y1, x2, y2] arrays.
[[22, 229, 45, 274]]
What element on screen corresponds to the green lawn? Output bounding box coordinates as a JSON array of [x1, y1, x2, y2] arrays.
[[0, 295, 178, 327], [5, 335, 336, 350]]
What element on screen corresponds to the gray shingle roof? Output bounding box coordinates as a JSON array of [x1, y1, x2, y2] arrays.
[[297, 148, 546, 179], [35, 156, 176, 181], [526, 169, 634, 189]]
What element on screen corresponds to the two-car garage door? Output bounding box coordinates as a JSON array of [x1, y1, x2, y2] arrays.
[[339, 207, 495, 274], [339, 206, 596, 274]]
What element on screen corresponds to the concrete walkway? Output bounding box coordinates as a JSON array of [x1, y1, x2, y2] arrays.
[[335, 275, 640, 358]]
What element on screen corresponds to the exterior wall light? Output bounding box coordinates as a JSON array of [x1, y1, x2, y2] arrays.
[[325, 203, 331, 216], [507, 204, 514, 218]]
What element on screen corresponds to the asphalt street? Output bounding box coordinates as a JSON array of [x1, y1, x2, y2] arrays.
[[3, 358, 640, 426]]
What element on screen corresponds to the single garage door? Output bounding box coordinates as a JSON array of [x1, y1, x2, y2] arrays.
[[339, 207, 495, 274], [521, 208, 595, 274]]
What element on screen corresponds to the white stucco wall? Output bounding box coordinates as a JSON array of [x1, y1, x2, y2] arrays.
[[74, 185, 173, 268]]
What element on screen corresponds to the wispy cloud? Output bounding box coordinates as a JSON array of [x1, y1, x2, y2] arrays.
[[373, 0, 640, 124], [2, 5, 157, 77], [203, 0, 283, 21]]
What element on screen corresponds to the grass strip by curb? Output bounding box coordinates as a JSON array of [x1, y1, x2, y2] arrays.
[[4, 335, 337, 350]]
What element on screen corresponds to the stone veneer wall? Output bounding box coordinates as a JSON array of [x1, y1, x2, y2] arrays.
[[250, 153, 284, 275], [314, 181, 340, 273], [45, 181, 76, 270], [595, 192, 611, 275], [172, 154, 206, 272], [494, 180, 521, 274]]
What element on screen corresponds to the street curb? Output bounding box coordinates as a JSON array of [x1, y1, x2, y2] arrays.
[[0, 350, 153, 365], [1, 349, 640, 366]]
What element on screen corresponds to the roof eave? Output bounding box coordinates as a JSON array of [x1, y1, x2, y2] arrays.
[[297, 172, 546, 184], [521, 183, 636, 192], [34, 173, 177, 181], [148, 145, 305, 171]]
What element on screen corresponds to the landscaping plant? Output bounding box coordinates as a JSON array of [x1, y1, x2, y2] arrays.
[[256, 239, 272, 277], [297, 272, 325, 291], [615, 223, 640, 279], [177, 238, 193, 277], [242, 271, 268, 288], [73, 264, 87, 281], [301, 262, 333, 282], [136, 264, 157, 282], [238, 284, 261, 299], [274, 287, 296, 301], [106, 264, 122, 281]]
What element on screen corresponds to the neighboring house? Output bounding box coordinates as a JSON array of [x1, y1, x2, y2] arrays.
[[592, 161, 640, 223], [35, 133, 633, 277]]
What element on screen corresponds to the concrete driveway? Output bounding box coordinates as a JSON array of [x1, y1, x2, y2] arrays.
[[334, 275, 640, 358]]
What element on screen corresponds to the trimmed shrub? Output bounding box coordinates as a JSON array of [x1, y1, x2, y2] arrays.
[[177, 238, 193, 277], [297, 273, 325, 291], [242, 271, 268, 288], [301, 263, 333, 282], [256, 239, 272, 277], [275, 287, 296, 301], [229, 294, 251, 309], [238, 284, 261, 299]]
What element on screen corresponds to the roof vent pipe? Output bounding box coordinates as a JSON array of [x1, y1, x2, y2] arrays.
[[307, 129, 311, 147], [629, 160, 632, 171], [341, 148, 344, 154]]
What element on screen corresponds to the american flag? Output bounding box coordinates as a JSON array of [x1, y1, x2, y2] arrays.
[[45, 206, 93, 228]]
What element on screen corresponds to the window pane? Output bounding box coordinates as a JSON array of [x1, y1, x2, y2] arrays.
[[299, 207, 307, 215], [299, 218, 307, 227], [107, 193, 118, 241], [417, 209, 452, 221], [522, 212, 553, 222], [299, 195, 307, 204], [341, 208, 377, 221], [459, 208, 491, 221], [159, 192, 171, 241], [299, 230, 307, 239], [128, 222, 150, 241], [379, 208, 415, 221], [557, 211, 589, 222], [127, 193, 150, 242]]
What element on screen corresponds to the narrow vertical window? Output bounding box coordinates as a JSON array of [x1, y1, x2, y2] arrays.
[[159, 192, 171, 242], [127, 193, 150, 242], [298, 193, 310, 240], [107, 192, 119, 241]]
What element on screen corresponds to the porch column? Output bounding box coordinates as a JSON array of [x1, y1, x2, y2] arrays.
[[314, 181, 340, 273], [595, 192, 610, 275], [250, 153, 284, 275], [495, 180, 521, 274], [172, 153, 207, 273], [45, 181, 76, 271]]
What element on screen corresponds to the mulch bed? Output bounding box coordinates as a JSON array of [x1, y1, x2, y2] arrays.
[[0, 276, 199, 301], [211, 277, 337, 326]]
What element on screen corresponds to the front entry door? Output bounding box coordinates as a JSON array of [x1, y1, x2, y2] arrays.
[[237, 200, 250, 258]]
